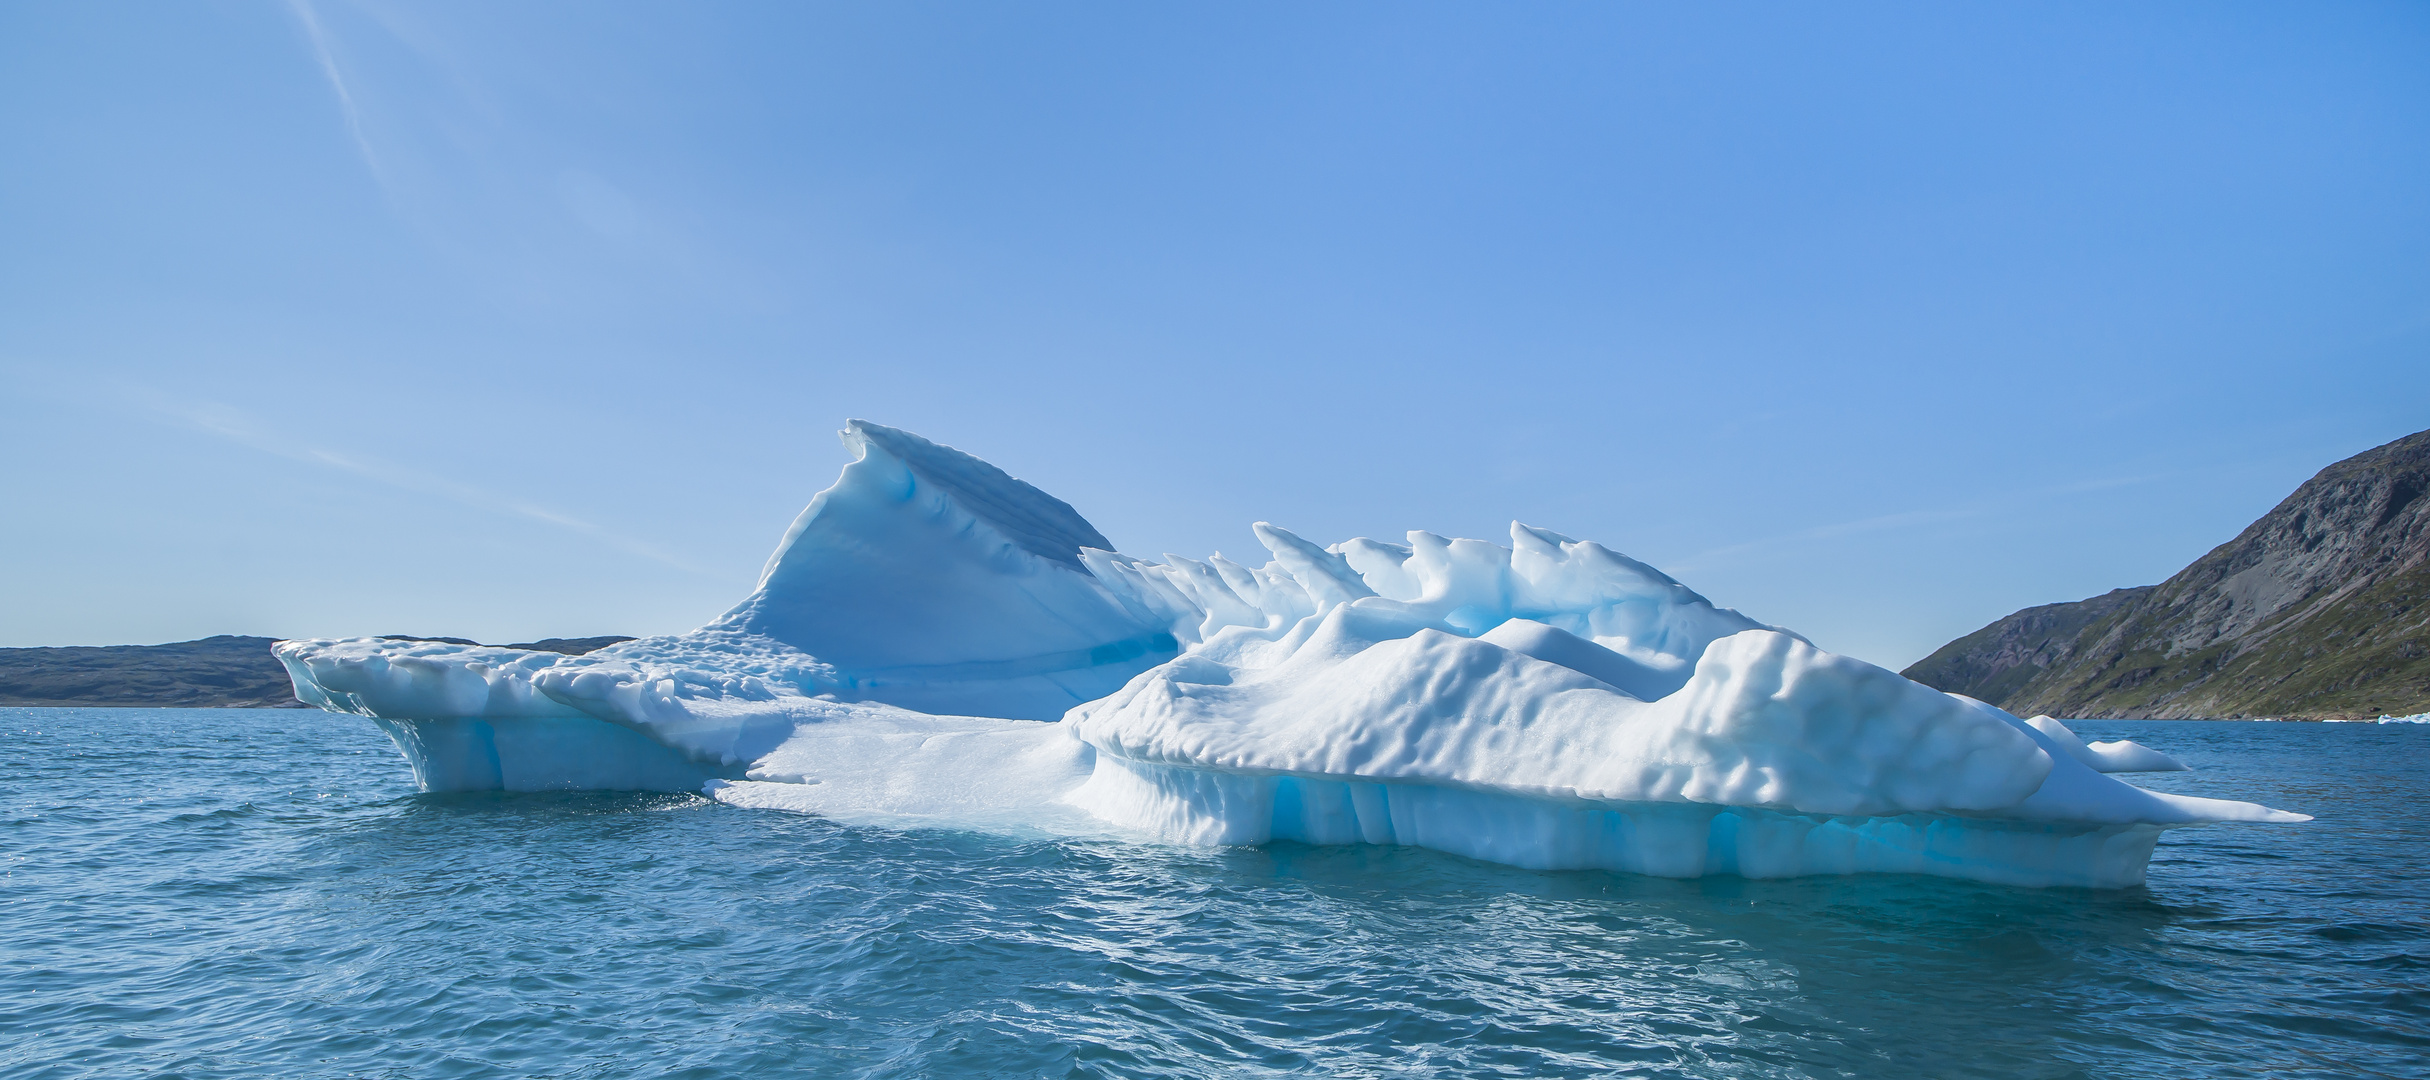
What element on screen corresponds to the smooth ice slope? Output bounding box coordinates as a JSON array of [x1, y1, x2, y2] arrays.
[[2025, 715, 2190, 772], [712, 421, 1178, 718], [278, 421, 2304, 887]]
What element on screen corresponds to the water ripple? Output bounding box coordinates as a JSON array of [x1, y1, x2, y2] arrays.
[[1, 710, 2423, 1078]]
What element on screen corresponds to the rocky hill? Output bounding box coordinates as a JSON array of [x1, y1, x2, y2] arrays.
[[0, 634, 634, 708], [0, 636, 307, 708], [1905, 428, 2430, 719]]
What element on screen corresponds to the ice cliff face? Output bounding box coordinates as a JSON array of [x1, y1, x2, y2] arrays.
[[277, 421, 2303, 888]]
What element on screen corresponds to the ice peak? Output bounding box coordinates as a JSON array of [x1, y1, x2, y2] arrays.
[[841, 419, 1111, 569], [1252, 522, 1376, 611]]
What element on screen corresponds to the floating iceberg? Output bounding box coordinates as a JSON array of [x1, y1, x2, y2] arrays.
[[278, 421, 2305, 888]]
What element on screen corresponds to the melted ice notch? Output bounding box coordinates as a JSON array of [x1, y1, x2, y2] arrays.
[[277, 421, 2304, 888]]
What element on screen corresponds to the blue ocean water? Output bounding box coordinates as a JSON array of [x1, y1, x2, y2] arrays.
[[2, 709, 2423, 1079]]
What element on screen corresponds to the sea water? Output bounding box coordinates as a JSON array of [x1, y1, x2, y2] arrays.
[[2, 709, 2422, 1079]]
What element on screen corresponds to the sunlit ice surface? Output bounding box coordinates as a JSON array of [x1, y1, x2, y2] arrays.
[[1, 707, 2420, 1079]]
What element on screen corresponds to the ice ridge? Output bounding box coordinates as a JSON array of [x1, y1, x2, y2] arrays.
[[845, 420, 1112, 569], [276, 421, 2307, 888]]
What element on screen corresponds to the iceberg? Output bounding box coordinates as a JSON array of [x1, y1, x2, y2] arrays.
[[278, 421, 2305, 888]]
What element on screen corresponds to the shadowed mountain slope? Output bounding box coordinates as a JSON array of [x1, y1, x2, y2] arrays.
[[1906, 428, 2430, 719]]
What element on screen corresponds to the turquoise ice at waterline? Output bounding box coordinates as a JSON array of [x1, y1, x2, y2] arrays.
[[277, 423, 2301, 889]]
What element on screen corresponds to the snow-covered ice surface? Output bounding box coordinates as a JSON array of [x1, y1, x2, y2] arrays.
[[2024, 715, 2189, 772], [278, 421, 2305, 887]]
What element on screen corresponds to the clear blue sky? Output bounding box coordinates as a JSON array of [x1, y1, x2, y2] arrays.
[[3, 2, 2425, 668]]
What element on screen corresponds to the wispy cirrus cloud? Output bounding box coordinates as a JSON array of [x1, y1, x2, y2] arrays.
[[1665, 471, 2176, 575], [284, 0, 383, 182], [151, 395, 719, 577]]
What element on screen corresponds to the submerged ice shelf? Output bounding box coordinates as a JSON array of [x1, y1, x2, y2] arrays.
[[279, 421, 2304, 888]]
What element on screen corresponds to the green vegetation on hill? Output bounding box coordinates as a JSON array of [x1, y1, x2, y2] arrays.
[[1901, 587, 2153, 708], [1905, 428, 2430, 720], [0, 636, 303, 708]]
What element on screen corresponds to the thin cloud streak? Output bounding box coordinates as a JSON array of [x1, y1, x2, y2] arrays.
[[284, 0, 383, 181], [1668, 508, 1986, 574], [154, 395, 722, 577], [1665, 471, 2178, 575]]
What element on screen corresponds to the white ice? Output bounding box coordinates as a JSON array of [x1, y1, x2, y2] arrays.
[[277, 420, 2305, 888], [2024, 716, 2190, 772]]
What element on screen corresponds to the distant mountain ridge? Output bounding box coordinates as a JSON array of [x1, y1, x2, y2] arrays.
[[0, 634, 634, 708], [1905, 428, 2430, 719]]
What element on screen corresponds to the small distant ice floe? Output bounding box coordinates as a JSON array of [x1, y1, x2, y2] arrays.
[[276, 421, 2307, 889]]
